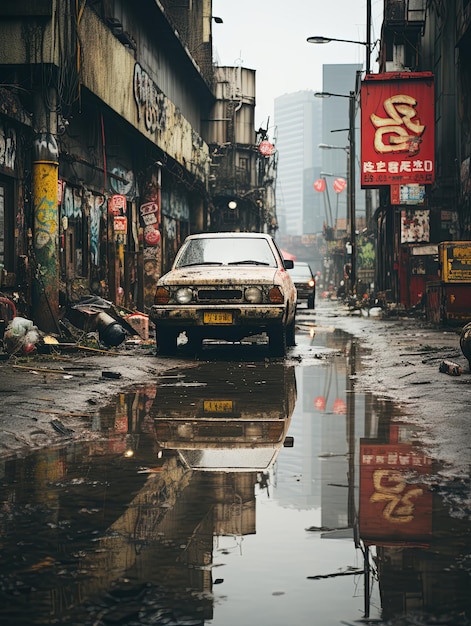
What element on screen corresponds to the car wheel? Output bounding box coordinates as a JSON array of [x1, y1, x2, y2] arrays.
[[286, 316, 296, 347], [157, 328, 177, 355], [187, 331, 203, 354], [308, 294, 315, 309], [268, 325, 287, 357]]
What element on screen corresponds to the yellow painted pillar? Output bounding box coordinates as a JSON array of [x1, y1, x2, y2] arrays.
[[32, 132, 60, 332]]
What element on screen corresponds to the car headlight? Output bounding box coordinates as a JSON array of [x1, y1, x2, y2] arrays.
[[175, 287, 193, 304], [245, 287, 263, 303]]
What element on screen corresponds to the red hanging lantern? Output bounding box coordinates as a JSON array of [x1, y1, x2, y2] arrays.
[[314, 396, 326, 411], [313, 179, 326, 192], [332, 398, 347, 414], [333, 177, 347, 194]]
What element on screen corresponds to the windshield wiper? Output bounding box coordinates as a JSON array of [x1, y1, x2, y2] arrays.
[[228, 260, 271, 266], [178, 261, 223, 267]]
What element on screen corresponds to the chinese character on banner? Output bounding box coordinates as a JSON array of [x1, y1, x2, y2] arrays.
[[361, 72, 435, 188]]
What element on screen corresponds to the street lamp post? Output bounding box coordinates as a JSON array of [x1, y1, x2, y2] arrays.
[[348, 92, 356, 294], [315, 91, 357, 295], [306, 0, 372, 74]]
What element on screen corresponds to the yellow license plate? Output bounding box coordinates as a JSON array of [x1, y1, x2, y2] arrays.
[[203, 400, 233, 413], [203, 312, 233, 324]]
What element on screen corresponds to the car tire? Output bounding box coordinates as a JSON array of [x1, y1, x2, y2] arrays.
[[187, 331, 203, 354], [287, 316, 296, 347], [268, 325, 287, 357], [157, 328, 177, 355], [308, 294, 315, 309]]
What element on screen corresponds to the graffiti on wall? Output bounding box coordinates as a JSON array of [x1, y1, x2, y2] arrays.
[[62, 185, 81, 218], [110, 164, 136, 198], [91, 194, 106, 266], [33, 163, 58, 275], [0, 121, 16, 171], [133, 63, 167, 134], [61, 183, 107, 268], [161, 187, 189, 221]]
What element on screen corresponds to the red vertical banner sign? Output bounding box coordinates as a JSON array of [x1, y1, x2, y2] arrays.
[[359, 441, 433, 545], [360, 72, 435, 188]]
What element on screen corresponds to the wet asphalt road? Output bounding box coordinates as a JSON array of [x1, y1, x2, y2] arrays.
[[1, 300, 471, 626], [0, 300, 469, 482]]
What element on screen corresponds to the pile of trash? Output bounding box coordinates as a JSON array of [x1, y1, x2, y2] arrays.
[[0, 295, 150, 356], [3, 316, 40, 355]]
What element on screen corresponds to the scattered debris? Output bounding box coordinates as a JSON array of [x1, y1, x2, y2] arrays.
[[102, 371, 122, 379], [439, 360, 462, 376], [12, 364, 85, 377], [66, 296, 141, 347], [307, 568, 364, 580], [3, 316, 40, 355], [50, 419, 75, 436]]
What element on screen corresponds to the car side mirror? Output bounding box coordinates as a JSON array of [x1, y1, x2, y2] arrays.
[[284, 259, 294, 269]]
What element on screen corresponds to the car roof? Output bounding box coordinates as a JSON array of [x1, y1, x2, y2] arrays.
[[184, 232, 274, 241]]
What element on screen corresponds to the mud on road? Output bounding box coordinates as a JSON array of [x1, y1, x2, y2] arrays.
[[0, 343, 197, 459]]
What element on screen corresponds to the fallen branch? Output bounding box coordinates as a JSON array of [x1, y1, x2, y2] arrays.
[[307, 569, 364, 580], [77, 345, 123, 355], [12, 364, 76, 375]]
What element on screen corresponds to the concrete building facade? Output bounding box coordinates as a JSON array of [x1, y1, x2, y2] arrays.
[[274, 91, 322, 237]]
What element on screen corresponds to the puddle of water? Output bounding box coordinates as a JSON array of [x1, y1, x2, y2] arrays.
[[0, 323, 470, 625]]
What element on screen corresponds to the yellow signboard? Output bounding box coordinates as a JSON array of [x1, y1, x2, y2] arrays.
[[440, 242, 471, 283]]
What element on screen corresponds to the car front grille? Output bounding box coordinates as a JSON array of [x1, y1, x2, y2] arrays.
[[197, 289, 243, 301]]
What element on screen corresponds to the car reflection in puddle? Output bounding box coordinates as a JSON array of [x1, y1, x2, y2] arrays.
[[0, 362, 297, 626], [151, 362, 296, 472]]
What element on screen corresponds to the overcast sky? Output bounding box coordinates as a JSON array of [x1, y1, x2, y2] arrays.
[[212, 0, 383, 135]]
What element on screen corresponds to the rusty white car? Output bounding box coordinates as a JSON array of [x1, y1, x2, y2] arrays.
[[150, 232, 297, 356]]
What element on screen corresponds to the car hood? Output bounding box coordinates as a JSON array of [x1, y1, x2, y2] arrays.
[[158, 265, 283, 285]]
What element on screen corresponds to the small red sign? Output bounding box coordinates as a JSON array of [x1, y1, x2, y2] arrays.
[[144, 227, 161, 246], [258, 140, 275, 156], [313, 179, 326, 192], [109, 194, 127, 215], [113, 216, 127, 232]]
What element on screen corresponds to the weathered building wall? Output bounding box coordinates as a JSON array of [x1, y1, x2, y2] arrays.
[[0, 0, 215, 327]]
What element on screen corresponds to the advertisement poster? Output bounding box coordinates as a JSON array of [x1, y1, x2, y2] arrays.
[[361, 72, 435, 187]]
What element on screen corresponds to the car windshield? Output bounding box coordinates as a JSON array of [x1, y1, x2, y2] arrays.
[[175, 237, 278, 268], [288, 265, 313, 280]]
